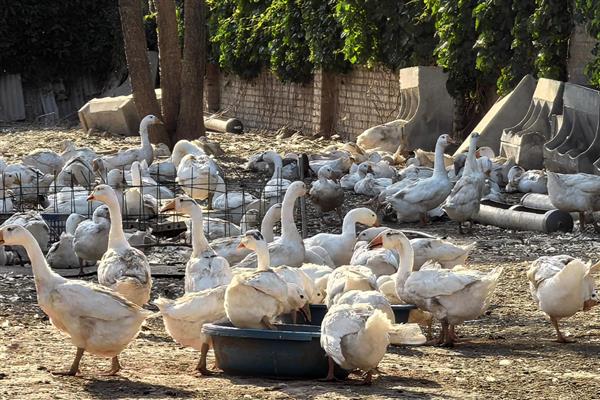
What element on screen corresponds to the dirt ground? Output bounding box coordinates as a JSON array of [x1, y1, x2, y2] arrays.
[[1, 124, 600, 400]]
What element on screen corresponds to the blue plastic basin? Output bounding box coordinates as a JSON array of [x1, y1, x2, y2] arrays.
[[202, 322, 350, 379], [280, 303, 417, 325]]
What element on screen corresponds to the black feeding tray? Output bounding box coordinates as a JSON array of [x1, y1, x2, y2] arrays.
[[202, 322, 349, 379], [280, 303, 417, 325]]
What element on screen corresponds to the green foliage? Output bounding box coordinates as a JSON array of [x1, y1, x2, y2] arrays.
[[425, 0, 478, 99], [0, 0, 122, 83], [530, 0, 573, 80], [473, 0, 515, 89], [300, 0, 350, 73], [496, 0, 536, 95], [209, 0, 271, 80], [263, 0, 313, 83], [575, 0, 600, 88], [335, 0, 436, 70]]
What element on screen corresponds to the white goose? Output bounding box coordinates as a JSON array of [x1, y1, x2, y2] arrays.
[[60, 140, 97, 165], [442, 132, 485, 233], [262, 151, 292, 210], [211, 174, 258, 224], [93, 115, 157, 177], [154, 285, 227, 375], [321, 303, 392, 384], [23, 148, 64, 175], [305, 207, 378, 266], [309, 165, 344, 223], [46, 213, 87, 271], [161, 196, 232, 293], [123, 161, 158, 219], [547, 171, 600, 231], [73, 205, 111, 266], [371, 229, 502, 346], [236, 181, 306, 268], [88, 185, 152, 306], [0, 224, 150, 376], [385, 135, 454, 223], [326, 264, 378, 306], [505, 166, 547, 194], [527, 255, 599, 342], [210, 204, 282, 265], [225, 230, 304, 329], [173, 140, 222, 201]]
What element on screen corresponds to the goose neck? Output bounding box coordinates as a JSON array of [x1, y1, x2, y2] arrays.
[[433, 141, 447, 177], [212, 176, 226, 208], [394, 237, 414, 292], [140, 124, 151, 149], [189, 206, 210, 256], [22, 234, 64, 290], [270, 158, 283, 181], [106, 192, 129, 251], [261, 210, 278, 243], [254, 241, 271, 271], [341, 211, 360, 237], [464, 137, 478, 175], [280, 191, 301, 241]]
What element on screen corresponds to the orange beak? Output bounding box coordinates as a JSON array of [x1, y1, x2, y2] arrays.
[[86, 194, 95, 201], [236, 242, 246, 250], [367, 234, 384, 250], [160, 199, 177, 213]]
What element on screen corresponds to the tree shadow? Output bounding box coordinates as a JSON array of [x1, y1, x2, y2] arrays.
[[83, 377, 194, 399]]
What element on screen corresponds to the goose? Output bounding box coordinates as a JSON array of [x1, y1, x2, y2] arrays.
[[365, 160, 396, 179], [442, 132, 485, 233], [326, 264, 378, 306], [261, 151, 292, 209], [45, 167, 101, 215], [88, 185, 152, 306], [211, 174, 258, 224], [300, 263, 333, 303], [61, 157, 95, 190], [73, 205, 111, 268], [125, 159, 175, 200], [236, 181, 307, 268], [46, 213, 87, 271], [273, 265, 320, 306], [354, 170, 393, 197], [397, 164, 433, 182], [305, 207, 378, 266], [210, 204, 282, 265], [92, 115, 157, 177], [385, 135, 454, 223], [370, 229, 502, 346], [23, 148, 64, 175], [340, 162, 366, 190], [60, 140, 97, 165], [309, 165, 344, 223], [154, 285, 228, 375], [2, 210, 50, 254], [350, 239, 398, 277], [414, 148, 455, 169], [547, 171, 600, 231], [309, 155, 353, 178], [505, 166, 547, 194], [177, 154, 221, 201], [149, 158, 177, 184], [161, 196, 232, 293], [3, 164, 54, 202], [0, 224, 150, 376], [320, 303, 392, 384], [123, 161, 158, 220], [225, 230, 306, 329], [411, 239, 476, 270], [527, 255, 599, 343], [376, 274, 402, 304], [335, 289, 395, 323]]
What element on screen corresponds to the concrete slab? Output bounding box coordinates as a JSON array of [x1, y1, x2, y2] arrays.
[[500, 78, 563, 169], [544, 83, 600, 174], [357, 66, 454, 153], [454, 75, 537, 157]]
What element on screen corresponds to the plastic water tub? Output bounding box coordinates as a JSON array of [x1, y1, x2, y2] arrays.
[[202, 322, 350, 379], [280, 303, 416, 325]]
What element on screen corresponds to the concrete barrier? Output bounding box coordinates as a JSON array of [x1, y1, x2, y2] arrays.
[[357, 66, 453, 153]]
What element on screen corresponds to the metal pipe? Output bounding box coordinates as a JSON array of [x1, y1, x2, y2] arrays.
[[474, 201, 573, 233]]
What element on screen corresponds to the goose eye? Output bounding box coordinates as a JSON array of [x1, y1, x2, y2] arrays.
[[300, 294, 304, 299]]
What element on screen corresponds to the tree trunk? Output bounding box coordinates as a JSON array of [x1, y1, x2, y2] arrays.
[[318, 70, 337, 138], [118, 0, 169, 144], [176, 0, 206, 140], [205, 62, 220, 113], [155, 0, 182, 142]]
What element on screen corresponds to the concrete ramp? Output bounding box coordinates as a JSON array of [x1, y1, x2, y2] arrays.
[[454, 75, 536, 157], [544, 83, 600, 174], [357, 66, 453, 153], [500, 78, 563, 169]]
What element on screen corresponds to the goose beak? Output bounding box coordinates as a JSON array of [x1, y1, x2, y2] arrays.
[[448, 137, 456, 144], [300, 303, 311, 323], [236, 240, 247, 250], [160, 199, 177, 213], [86, 193, 95, 201], [0, 229, 4, 245], [367, 234, 384, 250]]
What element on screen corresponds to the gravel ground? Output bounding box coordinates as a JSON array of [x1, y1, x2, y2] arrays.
[[0, 124, 599, 399]]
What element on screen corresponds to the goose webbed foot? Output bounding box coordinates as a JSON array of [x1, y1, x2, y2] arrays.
[[101, 356, 121, 376], [52, 347, 83, 376], [551, 317, 575, 343], [196, 343, 214, 376], [318, 357, 341, 382]]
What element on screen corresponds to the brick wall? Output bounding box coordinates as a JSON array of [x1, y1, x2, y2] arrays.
[[568, 24, 596, 86], [219, 70, 315, 134], [334, 67, 401, 140], [218, 66, 402, 140]]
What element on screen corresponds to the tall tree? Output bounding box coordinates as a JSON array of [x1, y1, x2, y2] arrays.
[[118, 0, 169, 144], [155, 0, 182, 137], [176, 0, 206, 140]]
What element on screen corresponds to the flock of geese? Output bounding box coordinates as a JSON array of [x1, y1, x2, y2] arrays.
[[1, 115, 599, 385]]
